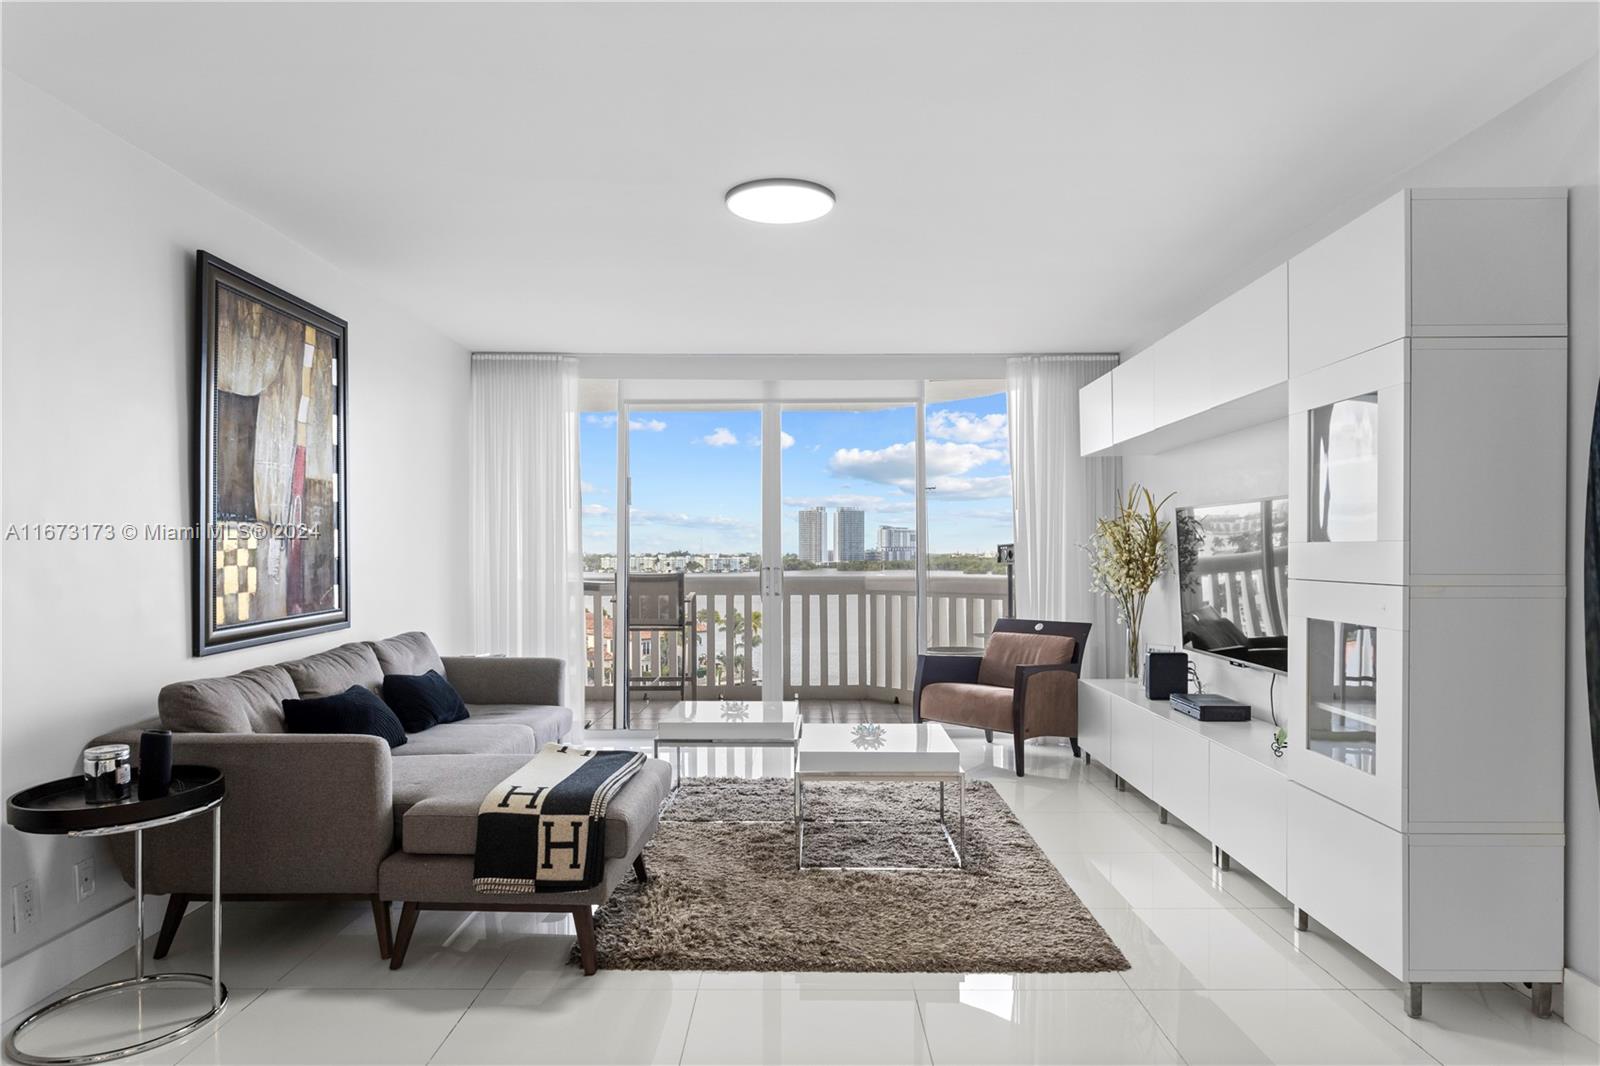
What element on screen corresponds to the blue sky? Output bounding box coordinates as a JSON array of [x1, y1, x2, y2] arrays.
[[580, 391, 1012, 557]]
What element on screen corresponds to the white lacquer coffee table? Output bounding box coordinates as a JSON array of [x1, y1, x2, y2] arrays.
[[653, 700, 801, 778], [793, 722, 966, 870]]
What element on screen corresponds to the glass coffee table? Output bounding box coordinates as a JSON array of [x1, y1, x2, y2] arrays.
[[653, 700, 802, 780], [794, 722, 966, 870]]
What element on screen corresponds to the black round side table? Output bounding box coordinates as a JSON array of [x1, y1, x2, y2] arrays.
[[5, 766, 227, 1066]]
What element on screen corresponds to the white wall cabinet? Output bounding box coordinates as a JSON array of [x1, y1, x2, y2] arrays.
[[1288, 188, 1567, 375], [1081, 266, 1288, 457]]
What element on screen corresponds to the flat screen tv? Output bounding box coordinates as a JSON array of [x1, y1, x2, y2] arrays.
[[1175, 497, 1289, 673]]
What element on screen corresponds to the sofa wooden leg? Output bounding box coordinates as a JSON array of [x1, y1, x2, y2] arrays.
[[573, 907, 598, 975], [984, 729, 994, 742], [153, 894, 188, 960], [371, 896, 393, 959], [1013, 732, 1026, 777], [1070, 737, 1081, 758], [633, 854, 648, 883], [389, 902, 420, 971]]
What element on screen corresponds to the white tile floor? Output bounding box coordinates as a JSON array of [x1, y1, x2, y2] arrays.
[[7, 711, 1596, 1065]]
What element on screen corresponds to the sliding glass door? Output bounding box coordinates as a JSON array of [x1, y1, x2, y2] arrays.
[[780, 403, 920, 704], [617, 404, 769, 727]]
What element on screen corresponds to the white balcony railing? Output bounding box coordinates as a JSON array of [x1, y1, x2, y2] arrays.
[[584, 571, 1009, 705]]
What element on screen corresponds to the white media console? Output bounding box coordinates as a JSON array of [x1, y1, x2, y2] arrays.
[[1079, 187, 1569, 1019]]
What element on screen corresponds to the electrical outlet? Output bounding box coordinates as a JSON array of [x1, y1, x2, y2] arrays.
[[74, 859, 96, 902], [11, 880, 37, 934]]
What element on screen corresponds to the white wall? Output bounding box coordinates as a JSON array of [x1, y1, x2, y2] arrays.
[[0, 74, 471, 1013], [1126, 55, 1600, 984]]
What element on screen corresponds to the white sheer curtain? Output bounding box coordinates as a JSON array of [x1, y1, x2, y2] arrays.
[[469, 353, 585, 711], [1007, 354, 1124, 678]]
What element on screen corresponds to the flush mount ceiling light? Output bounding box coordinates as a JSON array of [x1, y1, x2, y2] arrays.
[[725, 178, 835, 224]]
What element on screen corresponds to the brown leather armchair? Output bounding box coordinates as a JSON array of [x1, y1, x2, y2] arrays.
[[913, 619, 1092, 776]]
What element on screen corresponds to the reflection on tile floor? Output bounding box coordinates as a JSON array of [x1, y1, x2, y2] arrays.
[[7, 703, 1595, 1064]]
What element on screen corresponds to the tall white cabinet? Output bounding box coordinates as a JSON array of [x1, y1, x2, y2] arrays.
[[1285, 188, 1567, 1017], [1077, 188, 1569, 1019]]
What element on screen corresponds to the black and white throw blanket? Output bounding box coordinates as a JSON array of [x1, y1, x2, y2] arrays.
[[473, 742, 646, 894]]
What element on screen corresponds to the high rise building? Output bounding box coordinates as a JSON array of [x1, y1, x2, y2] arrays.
[[798, 507, 827, 563], [834, 507, 866, 562], [877, 525, 916, 563]]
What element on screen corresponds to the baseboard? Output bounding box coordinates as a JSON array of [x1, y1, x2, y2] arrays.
[[0, 894, 168, 1024], [1560, 966, 1600, 1042]]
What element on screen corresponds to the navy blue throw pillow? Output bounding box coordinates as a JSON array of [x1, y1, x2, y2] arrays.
[[283, 685, 407, 749], [382, 670, 470, 732]]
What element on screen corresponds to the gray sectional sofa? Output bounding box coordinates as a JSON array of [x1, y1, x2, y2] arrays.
[[92, 631, 669, 971]]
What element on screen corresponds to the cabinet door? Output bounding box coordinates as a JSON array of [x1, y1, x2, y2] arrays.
[[1287, 784, 1404, 979], [1155, 264, 1289, 427], [1152, 719, 1210, 837], [1409, 189, 1567, 338], [1286, 579, 1406, 831], [1111, 356, 1155, 443], [1289, 192, 1407, 375], [1408, 339, 1566, 582], [1110, 699, 1155, 796], [1209, 744, 1287, 894], [1407, 838, 1563, 978], [1078, 682, 1112, 764], [1079, 372, 1115, 456]]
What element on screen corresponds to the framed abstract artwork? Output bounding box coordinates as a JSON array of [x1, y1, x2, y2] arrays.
[[194, 252, 350, 655]]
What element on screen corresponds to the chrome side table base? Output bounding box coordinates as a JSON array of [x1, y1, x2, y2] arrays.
[[5, 805, 226, 1065]]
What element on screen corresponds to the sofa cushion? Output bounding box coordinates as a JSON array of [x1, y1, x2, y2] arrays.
[[977, 632, 1076, 689], [158, 665, 298, 734], [459, 704, 573, 748], [370, 632, 447, 679], [387, 721, 539, 757], [391, 754, 671, 858], [920, 681, 1013, 730], [282, 642, 384, 698], [283, 686, 407, 750], [382, 671, 470, 732]]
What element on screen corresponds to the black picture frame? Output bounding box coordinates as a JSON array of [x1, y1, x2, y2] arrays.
[[194, 251, 350, 655]]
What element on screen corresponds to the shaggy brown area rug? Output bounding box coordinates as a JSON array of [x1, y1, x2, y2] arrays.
[[589, 777, 1129, 973]]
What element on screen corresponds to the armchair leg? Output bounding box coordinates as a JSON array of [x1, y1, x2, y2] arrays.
[[984, 729, 994, 743], [1013, 732, 1026, 777], [1070, 737, 1081, 758], [633, 854, 649, 882], [153, 894, 189, 960]]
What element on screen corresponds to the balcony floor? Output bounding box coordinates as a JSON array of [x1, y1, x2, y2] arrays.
[[584, 697, 913, 731]]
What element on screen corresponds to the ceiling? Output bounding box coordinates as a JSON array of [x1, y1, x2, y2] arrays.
[[4, 2, 1596, 356]]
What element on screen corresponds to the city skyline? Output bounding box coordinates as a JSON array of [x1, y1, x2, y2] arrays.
[[579, 392, 1012, 560]]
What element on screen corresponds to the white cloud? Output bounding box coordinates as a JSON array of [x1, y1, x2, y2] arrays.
[[583, 413, 665, 432], [927, 410, 1008, 445], [580, 480, 601, 495], [926, 474, 1012, 500], [629, 509, 757, 534], [781, 431, 796, 450], [582, 502, 611, 516], [702, 427, 739, 447], [782, 493, 914, 515], [828, 440, 1005, 487]]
